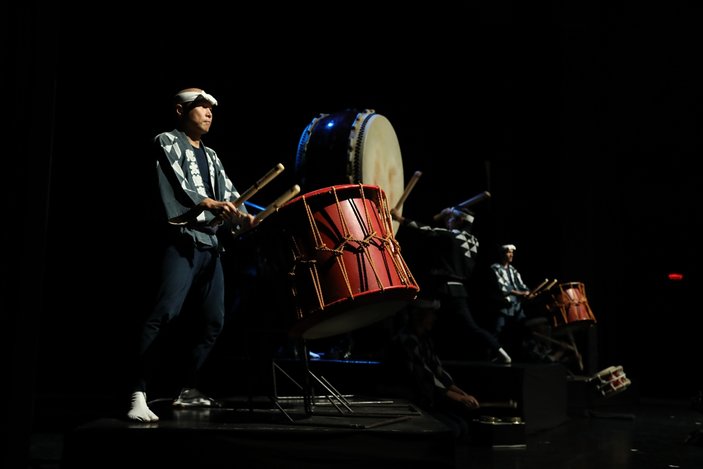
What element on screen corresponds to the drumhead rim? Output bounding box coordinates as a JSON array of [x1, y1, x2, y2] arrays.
[[280, 183, 386, 209]]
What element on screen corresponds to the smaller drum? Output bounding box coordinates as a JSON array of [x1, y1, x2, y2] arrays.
[[589, 365, 631, 398], [261, 184, 419, 340], [544, 282, 596, 332]]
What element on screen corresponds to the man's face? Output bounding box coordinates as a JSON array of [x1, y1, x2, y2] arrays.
[[183, 101, 214, 135]]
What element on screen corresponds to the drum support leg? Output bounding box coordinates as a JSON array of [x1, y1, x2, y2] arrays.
[[566, 331, 584, 371], [269, 340, 355, 421], [297, 340, 315, 416], [268, 340, 416, 428]]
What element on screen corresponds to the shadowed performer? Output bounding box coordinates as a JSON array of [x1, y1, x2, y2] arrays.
[[384, 297, 482, 441], [391, 206, 511, 364]]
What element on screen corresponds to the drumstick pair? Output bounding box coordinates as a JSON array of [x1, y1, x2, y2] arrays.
[[528, 278, 558, 299], [200, 163, 286, 228], [227, 163, 301, 235], [230, 185, 301, 236]]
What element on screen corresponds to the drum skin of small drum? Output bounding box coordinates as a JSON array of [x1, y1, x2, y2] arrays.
[[545, 282, 597, 331], [260, 184, 419, 340], [295, 109, 405, 234]]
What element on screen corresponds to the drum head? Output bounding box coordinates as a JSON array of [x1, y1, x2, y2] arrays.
[[292, 296, 413, 340], [295, 109, 405, 233]]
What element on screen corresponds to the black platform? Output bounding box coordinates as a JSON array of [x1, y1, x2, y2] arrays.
[[274, 358, 568, 434], [29, 358, 703, 469], [443, 360, 568, 434], [57, 359, 570, 468], [61, 396, 455, 469]]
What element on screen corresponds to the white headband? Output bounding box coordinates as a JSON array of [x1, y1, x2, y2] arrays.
[[450, 208, 474, 224], [174, 90, 218, 107], [502, 244, 517, 252]]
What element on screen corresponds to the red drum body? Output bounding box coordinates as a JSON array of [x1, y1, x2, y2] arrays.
[[545, 282, 596, 331], [264, 184, 419, 340], [295, 109, 405, 233]]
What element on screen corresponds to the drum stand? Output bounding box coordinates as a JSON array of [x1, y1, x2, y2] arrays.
[[269, 339, 415, 428], [525, 317, 584, 371], [531, 329, 584, 371], [270, 340, 351, 420]]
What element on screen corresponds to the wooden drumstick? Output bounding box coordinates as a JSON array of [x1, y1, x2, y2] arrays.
[[394, 171, 422, 211], [432, 191, 491, 221], [544, 279, 559, 292], [233, 163, 285, 207], [528, 278, 551, 298], [479, 399, 518, 409], [456, 191, 491, 211], [254, 184, 301, 223], [197, 163, 285, 227]]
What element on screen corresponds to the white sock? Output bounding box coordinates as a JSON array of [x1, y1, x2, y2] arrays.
[[127, 391, 159, 422], [498, 348, 512, 364]]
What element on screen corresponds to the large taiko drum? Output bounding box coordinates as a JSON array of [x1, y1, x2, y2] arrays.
[[295, 109, 405, 233], [262, 184, 419, 340], [544, 282, 597, 332]]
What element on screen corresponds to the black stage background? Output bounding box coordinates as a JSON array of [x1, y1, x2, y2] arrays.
[[7, 3, 703, 463]]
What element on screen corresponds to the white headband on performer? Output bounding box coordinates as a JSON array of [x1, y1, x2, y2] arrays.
[[174, 90, 218, 107], [502, 244, 517, 252], [450, 208, 474, 224]]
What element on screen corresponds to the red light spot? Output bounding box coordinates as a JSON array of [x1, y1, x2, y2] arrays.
[[667, 273, 684, 281]]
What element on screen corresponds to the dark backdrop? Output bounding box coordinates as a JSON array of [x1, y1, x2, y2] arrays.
[[8, 6, 703, 455]]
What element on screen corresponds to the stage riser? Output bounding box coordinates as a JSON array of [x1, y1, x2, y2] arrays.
[[443, 361, 569, 434], [228, 359, 570, 435]]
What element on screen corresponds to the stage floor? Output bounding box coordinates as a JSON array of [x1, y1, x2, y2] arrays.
[[25, 358, 703, 469], [60, 395, 455, 469], [28, 393, 703, 469]]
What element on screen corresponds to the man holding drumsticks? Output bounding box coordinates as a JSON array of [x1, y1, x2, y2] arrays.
[[489, 244, 531, 337], [488, 244, 562, 363], [126, 88, 257, 422]]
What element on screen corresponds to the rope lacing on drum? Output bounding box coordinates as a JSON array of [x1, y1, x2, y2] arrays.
[[286, 185, 420, 320], [288, 236, 324, 321], [330, 186, 369, 295], [374, 186, 418, 288], [283, 194, 330, 314], [304, 185, 387, 298], [348, 185, 388, 291]]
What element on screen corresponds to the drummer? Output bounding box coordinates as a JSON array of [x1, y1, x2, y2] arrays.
[[487, 243, 558, 362], [488, 244, 531, 338], [391, 207, 512, 364]]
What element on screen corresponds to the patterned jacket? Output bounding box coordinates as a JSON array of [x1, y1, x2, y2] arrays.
[[153, 129, 245, 249], [490, 262, 529, 318]]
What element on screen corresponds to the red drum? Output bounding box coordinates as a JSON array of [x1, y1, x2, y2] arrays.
[[589, 366, 631, 398], [295, 109, 405, 233], [545, 282, 596, 331], [263, 184, 419, 339]]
